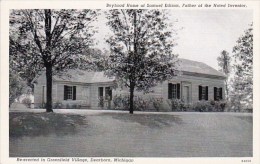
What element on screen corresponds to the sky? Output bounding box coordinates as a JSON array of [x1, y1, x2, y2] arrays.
[[93, 9, 253, 70]]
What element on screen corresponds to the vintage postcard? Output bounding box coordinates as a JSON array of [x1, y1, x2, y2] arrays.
[[1, 0, 260, 164]]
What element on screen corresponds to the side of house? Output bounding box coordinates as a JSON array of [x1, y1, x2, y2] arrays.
[[33, 59, 226, 110], [112, 73, 225, 105], [33, 71, 115, 109]]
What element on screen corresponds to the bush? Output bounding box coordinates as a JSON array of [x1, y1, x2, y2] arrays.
[[133, 96, 151, 111], [150, 97, 163, 111], [192, 100, 213, 112], [98, 96, 104, 107], [112, 95, 154, 111], [77, 104, 82, 109], [243, 108, 253, 113], [66, 104, 71, 109], [167, 99, 186, 111], [191, 100, 227, 112], [53, 102, 62, 109], [39, 103, 46, 109], [22, 98, 32, 108], [214, 101, 226, 112], [71, 104, 77, 109], [112, 95, 129, 110]]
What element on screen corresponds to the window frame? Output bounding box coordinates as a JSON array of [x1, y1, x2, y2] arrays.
[[67, 86, 73, 100], [214, 87, 223, 101], [199, 85, 208, 101], [201, 86, 206, 100], [64, 85, 76, 100], [172, 84, 177, 99], [168, 83, 180, 100]]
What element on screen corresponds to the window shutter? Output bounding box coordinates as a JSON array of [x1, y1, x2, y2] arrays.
[[73, 86, 76, 100], [199, 86, 202, 100], [177, 83, 180, 99], [64, 85, 68, 100], [205, 86, 208, 100], [219, 88, 223, 100], [214, 87, 217, 101], [168, 83, 173, 99]]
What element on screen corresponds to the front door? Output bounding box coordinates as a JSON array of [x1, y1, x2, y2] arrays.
[[82, 87, 90, 106], [183, 86, 190, 104]]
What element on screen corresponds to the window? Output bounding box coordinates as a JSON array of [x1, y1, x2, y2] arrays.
[[214, 87, 223, 101], [172, 84, 177, 99], [199, 85, 208, 100], [168, 83, 180, 99], [105, 87, 112, 100], [98, 87, 103, 97], [67, 86, 73, 99], [64, 85, 76, 100], [98, 87, 104, 107], [201, 87, 206, 99]]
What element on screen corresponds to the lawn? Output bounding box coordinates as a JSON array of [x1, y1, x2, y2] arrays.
[[9, 110, 252, 157]]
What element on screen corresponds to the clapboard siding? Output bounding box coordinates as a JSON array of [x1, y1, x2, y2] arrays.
[[112, 74, 225, 103], [33, 71, 225, 108]]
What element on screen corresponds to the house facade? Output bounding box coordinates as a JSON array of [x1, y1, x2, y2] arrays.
[[32, 58, 226, 109]]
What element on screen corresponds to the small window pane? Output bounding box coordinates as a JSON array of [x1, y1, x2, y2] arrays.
[[67, 86, 73, 99]]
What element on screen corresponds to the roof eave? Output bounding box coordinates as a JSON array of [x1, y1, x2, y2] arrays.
[[182, 71, 226, 80]]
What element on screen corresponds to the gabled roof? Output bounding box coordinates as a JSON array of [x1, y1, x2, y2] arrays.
[[179, 58, 226, 78], [32, 58, 225, 84]]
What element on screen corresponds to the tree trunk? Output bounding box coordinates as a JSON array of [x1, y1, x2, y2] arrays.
[[129, 84, 134, 114], [46, 64, 53, 112], [129, 11, 137, 115]]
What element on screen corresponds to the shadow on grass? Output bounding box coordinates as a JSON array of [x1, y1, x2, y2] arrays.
[[10, 112, 87, 138], [99, 113, 183, 128]]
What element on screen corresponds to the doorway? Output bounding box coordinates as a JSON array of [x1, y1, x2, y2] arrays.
[[183, 86, 190, 104]]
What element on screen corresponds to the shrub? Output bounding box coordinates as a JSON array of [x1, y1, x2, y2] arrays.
[[22, 98, 32, 108], [66, 104, 71, 109], [98, 96, 104, 107], [167, 99, 186, 111], [77, 104, 82, 109], [243, 108, 253, 113], [112, 95, 152, 111], [213, 100, 226, 112], [112, 95, 121, 110], [191, 100, 227, 112], [112, 95, 129, 110], [39, 103, 46, 109], [71, 104, 77, 109], [192, 100, 213, 112], [53, 102, 62, 109], [151, 97, 163, 111], [133, 96, 151, 111]]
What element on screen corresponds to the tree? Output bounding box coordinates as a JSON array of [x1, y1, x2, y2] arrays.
[[217, 50, 231, 100], [86, 48, 110, 71], [9, 70, 27, 107], [105, 9, 179, 114], [230, 23, 253, 110], [9, 9, 99, 112]]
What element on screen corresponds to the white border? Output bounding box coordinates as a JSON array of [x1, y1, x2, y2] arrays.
[[1, 1, 260, 164]]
